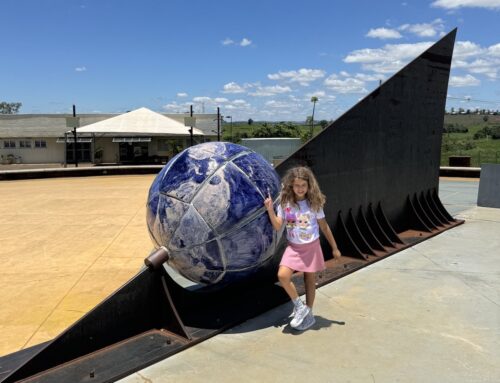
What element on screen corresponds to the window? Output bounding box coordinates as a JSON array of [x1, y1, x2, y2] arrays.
[[19, 140, 32, 148], [3, 140, 16, 148], [158, 139, 169, 151], [35, 139, 47, 148]]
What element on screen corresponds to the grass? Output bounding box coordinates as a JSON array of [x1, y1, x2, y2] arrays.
[[441, 114, 500, 167]]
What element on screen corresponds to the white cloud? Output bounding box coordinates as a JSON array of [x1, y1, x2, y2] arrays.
[[267, 68, 325, 86], [305, 91, 326, 98], [366, 28, 402, 39], [345, 42, 433, 63], [398, 19, 445, 37], [233, 99, 249, 106], [449, 74, 480, 87], [467, 59, 499, 79], [339, 71, 383, 82], [431, 0, 500, 9], [265, 100, 292, 108], [222, 82, 247, 94], [451, 41, 500, 79], [304, 91, 337, 102], [487, 43, 500, 57], [249, 85, 292, 96], [214, 97, 229, 103], [193, 96, 212, 103], [240, 38, 252, 47], [75, 66, 87, 72], [453, 41, 484, 59], [355, 72, 385, 82], [222, 37, 253, 47], [162, 102, 189, 113], [324, 74, 368, 93], [344, 41, 433, 73], [177, 92, 188, 97]]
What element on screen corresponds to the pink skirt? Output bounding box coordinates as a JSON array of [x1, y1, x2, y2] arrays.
[[280, 239, 326, 273]]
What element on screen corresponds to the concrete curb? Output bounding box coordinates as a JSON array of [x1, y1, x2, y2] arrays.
[[0, 165, 163, 180]]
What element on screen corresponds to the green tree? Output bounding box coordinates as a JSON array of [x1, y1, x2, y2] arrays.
[[319, 120, 328, 129], [0, 102, 22, 114], [247, 118, 254, 125], [253, 122, 300, 138]]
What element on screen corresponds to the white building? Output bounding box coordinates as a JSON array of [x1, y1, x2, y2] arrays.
[[0, 107, 218, 165]]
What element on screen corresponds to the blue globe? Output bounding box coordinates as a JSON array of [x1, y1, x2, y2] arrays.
[[146, 142, 282, 285]]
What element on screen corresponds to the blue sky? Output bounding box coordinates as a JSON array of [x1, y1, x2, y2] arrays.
[[2, 0, 500, 121]]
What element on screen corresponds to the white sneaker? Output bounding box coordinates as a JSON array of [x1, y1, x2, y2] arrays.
[[290, 300, 304, 318], [294, 311, 316, 331], [290, 305, 310, 328]]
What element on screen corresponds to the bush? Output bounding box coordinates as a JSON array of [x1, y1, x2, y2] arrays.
[[492, 126, 500, 139], [443, 124, 468, 133], [473, 126, 495, 140]]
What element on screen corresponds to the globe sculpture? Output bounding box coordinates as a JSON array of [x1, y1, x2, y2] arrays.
[[146, 142, 282, 285]]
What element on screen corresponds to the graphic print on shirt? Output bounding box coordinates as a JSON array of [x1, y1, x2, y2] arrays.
[[297, 213, 313, 241], [278, 201, 324, 244], [285, 207, 296, 232]]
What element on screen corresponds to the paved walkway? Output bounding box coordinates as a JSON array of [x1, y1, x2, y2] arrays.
[[1, 176, 499, 383]]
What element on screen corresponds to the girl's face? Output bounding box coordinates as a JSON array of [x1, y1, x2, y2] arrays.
[[292, 178, 308, 200]]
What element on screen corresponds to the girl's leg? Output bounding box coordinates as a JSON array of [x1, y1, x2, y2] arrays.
[[277, 266, 299, 300], [304, 272, 316, 308]]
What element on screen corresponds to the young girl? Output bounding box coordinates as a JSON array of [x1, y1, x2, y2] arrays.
[[264, 166, 341, 331]]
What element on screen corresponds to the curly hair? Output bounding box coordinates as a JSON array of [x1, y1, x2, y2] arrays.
[[280, 166, 326, 212]]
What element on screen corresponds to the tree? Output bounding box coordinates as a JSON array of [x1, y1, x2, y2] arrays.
[[247, 118, 254, 126], [310, 96, 318, 137], [253, 122, 299, 138], [319, 120, 328, 129], [0, 102, 22, 114]]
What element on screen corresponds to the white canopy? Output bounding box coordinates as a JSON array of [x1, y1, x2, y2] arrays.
[[74, 107, 204, 136]]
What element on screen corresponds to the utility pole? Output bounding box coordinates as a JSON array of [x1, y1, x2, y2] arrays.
[[189, 105, 194, 146], [217, 107, 221, 141], [72, 104, 78, 167]]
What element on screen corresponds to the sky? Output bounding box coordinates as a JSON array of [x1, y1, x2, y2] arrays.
[[1, 0, 500, 121]]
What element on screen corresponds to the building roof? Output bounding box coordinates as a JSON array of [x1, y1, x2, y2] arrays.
[[0, 109, 216, 138], [74, 107, 204, 136]]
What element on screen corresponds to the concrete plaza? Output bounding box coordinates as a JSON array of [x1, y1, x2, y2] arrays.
[[0, 175, 498, 382]]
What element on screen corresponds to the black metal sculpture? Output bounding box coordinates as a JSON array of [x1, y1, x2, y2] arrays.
[[0, 29, 462, 383]]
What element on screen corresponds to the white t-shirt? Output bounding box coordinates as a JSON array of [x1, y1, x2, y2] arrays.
[[277, 200, 325, 244]]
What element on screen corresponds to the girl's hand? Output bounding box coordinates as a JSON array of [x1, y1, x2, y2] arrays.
[[264, 196, 273, 211], [332, 248, 342, 261]]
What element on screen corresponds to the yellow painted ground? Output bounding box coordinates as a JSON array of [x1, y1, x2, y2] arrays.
[[0, 175, 156, 356]]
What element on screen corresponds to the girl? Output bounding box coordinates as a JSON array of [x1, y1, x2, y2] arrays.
[[264, 166, 341, 331]]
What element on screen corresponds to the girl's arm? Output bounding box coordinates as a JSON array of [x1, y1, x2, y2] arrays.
[[318, 218, 342, 260], [264, 197, 283, 231]]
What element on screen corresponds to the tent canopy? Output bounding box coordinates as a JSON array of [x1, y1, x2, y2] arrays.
[[73, 107, 204, 136]]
